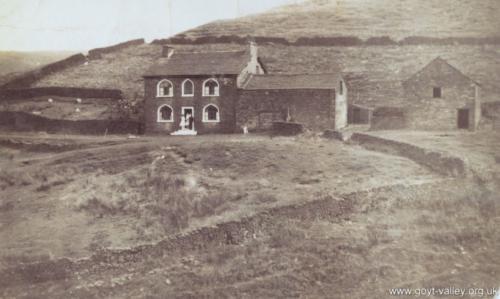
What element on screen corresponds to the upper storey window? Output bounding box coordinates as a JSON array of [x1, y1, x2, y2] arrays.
[[157, 79, 173, 97], [433, 87, 442, 98], [182, 79, 194, 97], [203, 79, 219, 96]]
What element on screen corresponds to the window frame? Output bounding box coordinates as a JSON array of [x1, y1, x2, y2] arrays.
[[157, 79, 174, 98], [181, 79, 194, 97], [157, 104, 174, 123], [202, 104, 220, 123], [202, 78, 220, 97], [339, 80, 344, 95]]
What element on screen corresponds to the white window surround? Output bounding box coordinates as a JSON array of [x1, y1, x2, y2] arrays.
[[157, 79, 174, 98], [202, 78, 220, 97], [157, 104, 174, 122], [202, 104, 220, 122], [182, 79, 194, 97]]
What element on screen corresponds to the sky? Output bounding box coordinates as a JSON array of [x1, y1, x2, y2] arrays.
[[0, 0, 300, 52]]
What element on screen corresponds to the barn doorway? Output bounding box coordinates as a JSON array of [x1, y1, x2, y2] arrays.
[[457, 108, 469, 129]]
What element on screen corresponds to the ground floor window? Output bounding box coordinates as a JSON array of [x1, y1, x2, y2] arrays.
[[157, 105, 173, 122], [203, 104, 220, 122]]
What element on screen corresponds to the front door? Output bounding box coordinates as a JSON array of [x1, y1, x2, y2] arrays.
[[457, 108, 469, 129], [181, 107, 194, 130]]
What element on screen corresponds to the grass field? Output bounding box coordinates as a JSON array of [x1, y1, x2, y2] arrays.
[[0, 131, 499, 298], [0, 133, 437, 264]]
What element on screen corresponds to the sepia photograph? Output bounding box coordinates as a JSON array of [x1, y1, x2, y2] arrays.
[[0, 0, 499, 298]]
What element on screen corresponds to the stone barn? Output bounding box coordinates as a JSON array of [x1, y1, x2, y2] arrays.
[[238, 74, 347, 131], [143, 43, 348, 135], [402, 57, 481, 131]]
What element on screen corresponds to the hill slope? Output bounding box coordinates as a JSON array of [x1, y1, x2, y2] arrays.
[[4, 0, 500, 119], [183, 0, 500, 40], [0, 51, 75, 77], [32, 43, 500, 107]]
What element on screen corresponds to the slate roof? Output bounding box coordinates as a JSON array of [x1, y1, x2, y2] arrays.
[[404, 57, 480, 86], [243, 74, 342, 90], [144, 50, 250, 76]]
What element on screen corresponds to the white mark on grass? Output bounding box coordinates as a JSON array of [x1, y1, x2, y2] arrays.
[[184, 175, 197, 190]]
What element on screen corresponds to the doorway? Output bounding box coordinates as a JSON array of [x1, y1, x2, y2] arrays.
[[181, 106, 194, 130], [457, 108, 469, 129]]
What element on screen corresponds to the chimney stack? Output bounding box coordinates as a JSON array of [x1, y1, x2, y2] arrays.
[[162, 45, 174, 58], [249, 41, 258, 62]]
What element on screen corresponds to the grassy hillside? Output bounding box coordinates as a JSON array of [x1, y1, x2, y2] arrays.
[[33, 44, 163, 106], [183, 0, 500, 40], [8, 0, 500, 116], [33, 43, 500, 108], [0, 51, 75, 77]]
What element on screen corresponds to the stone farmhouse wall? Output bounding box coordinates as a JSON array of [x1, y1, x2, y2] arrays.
[[236, 89, 336, 131], [144, 76, 238, 134]]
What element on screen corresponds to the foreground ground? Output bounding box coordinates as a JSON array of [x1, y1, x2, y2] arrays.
[[0, 131, 499, 298]]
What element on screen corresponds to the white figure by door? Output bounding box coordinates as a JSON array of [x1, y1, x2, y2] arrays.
[[181, 107, 194, 131]]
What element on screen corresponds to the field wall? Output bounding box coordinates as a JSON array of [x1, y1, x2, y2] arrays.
[[0, 111, 140, 135]]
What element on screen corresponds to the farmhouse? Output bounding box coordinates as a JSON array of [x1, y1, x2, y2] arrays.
[[143, 43, 348, 135], [143, 43, 481, 135]]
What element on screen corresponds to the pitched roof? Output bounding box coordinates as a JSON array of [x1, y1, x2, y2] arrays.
[[144, 50, 250, 76], [243, 73, 342, 90], [404, 57, 480, 86]]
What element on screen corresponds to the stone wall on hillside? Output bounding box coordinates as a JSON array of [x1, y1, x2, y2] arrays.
[[0, 87, 123, 100], [88, 39, 145, 60], [0, 111, 140, 135], [0, 54, 87, 90], [351, 132, 467, 177]]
